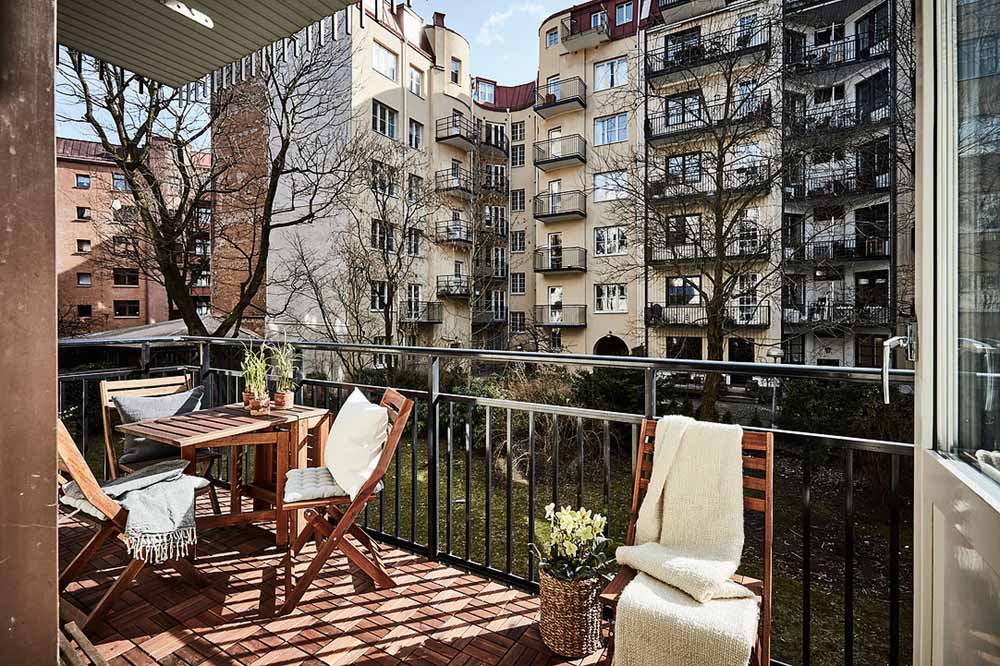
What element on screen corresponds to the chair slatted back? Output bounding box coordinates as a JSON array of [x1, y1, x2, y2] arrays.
[[625, 419, 773, 665], [57, 420, 125, 526], [100, 375, 193, 479]]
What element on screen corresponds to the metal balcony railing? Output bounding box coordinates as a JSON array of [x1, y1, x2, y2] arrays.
[[784, 235, 891, 262], [533, 190, 587, 219], [435, 115, 480, 148], [472, 306, 508, 325], [785, 100, 893, 135], [533, 134, 587, 166], [645, 23, 771, 80], [481, 128, 509, 156], [649, 161, 772, 201], [534, 304, 587, 326], [645, 303, 771, 328], [435, 167, 475, 195], [784, 169, 891, 200], [480, 171, 508, 195], [786, 32, 892, 72], [436, 275, 472, 298], [400, 301, 444, 325], [783, 300, 893, 327], [436, 219, 473, 244], [646, 93, 772, 142], [647, 236, 771, 263], [474, 262, 508, 280], [533, 246, 587, 272], [534, 77, 587, 111]]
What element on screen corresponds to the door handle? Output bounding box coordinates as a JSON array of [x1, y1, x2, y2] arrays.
[[882, 336, 909, 404]]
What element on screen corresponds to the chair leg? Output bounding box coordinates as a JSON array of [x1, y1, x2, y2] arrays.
[[314, 509, 393, 589], [291, 521, 316, 556], [207, 482, 222, 516], [328, 505, 381, 558], [281, 512, 345, 614], [81, 558, 145, 632], [60, 522, 117, 591]]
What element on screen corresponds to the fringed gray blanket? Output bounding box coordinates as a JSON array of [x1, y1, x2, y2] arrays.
[[62, 459, 208, 564]]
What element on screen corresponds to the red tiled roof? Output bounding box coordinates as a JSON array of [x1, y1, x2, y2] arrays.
[[476, 81, 538, 113], [56, 137, 119, 164]]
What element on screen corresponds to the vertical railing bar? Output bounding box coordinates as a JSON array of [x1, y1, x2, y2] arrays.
[[889, 453, 900, 666], [411, 399, 418, 545], [631, 423, 638, 475], [393, 405, 401, 540], [80, 378, 87, 460], [552, 414, 559, 510], [485, 406, 493, 570], [426, 357, 440, 557], [446, 401, 454, 555], [845, 448, 855, 666], [527, 410, 536, 581], [576, 416, 584, 509], [803, 442, 812, 666], [603, 420, 611, 534], [505, 407, 514, 575], [464, 403, 472, 563]]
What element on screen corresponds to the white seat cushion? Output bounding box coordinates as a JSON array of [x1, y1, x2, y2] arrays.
[[283, 466, 382, 503]]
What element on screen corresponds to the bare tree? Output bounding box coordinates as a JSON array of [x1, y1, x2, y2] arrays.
[[57, 28, 361, 336]]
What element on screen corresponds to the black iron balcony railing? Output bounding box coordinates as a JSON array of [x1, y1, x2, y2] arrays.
[[481, 216, 509, 238], [786, 32, 892, 72], [645, 303, 771, 328], [785, 100, 893, 135], [480, 171, 509, 195], [646, 93, 772, 143], [784, 169, 890, 200], [560, 12, 609, 47], [472, 306, 509, 325], [649, 161, 772, 202], [474, 262, 508, 280], [784, 235, 891, 262], [436, 275, 472, 298], [435, 167, 475, 196], [533, 246, 587, 272], [645, 23, 771, 81], [534, 304, 587, 326], [647, 236, 771, 263], [436, 219, 473, 244], [481, 128, 509, 157], [435, 115, 480, 149], [533, 134, 587, 168], [533, 190, 587, 220], [57, 336, 914, 666], [400, 301, 444, 325], [783, 300, 893, 327], [534, 77, 587, 115]]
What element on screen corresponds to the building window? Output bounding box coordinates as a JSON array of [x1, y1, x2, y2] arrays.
[[511, 189, 526, 211], [371, 161, 397, 197], [75, 174, 91, 189], [408, 119, 424, 149], [370, 219, 396, 252], [372, 42, 397, 80], [667, 276, 701, 305], [113, 267, 139, 286], [406, 227, 421, 256], [112, 173, 130, 191], [193, 297, 211, 316], [112, 236, 132, 255], [372, 100, 398, 138], [511, 144, 525, 167], [407, 174, 424, 201], [511, 230, 526, 252], [664, 152, 703, 184], [114, 300, 140, 318], [408, 66, 424, 96], [477, 80, 495, 104], [77, 304, 92, 319], [76, 206, 91, 220], [665, 336, 702, 359], [856, 334, 887, 368], [450, 58, 461, 85], [511, 121, 525, 142], [591, 11, 606, 29], [594, 225, 627, 256], [616, 1, 633, 25], [76, 272, 92, 287], [194, 237, 210, 256], [370, 281, 388, 311], [372, 335, 388, 369], [595, 56, 628, 91], [192, 269, 210, 288], [75, 239, 92, 254], [550, 328, 562, 351], [511, 272, 526, 294], [594, 112, 628, 145], [546, 28, 558, 48], [595, 284, 627, 313], [511, 311, 526, 333], [594, 171, 627, 201]]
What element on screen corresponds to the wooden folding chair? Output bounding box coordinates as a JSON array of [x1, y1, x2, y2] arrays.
[[57, 420, 209, 632], [599, 419, 774, 666], [100, 375, 223, 513], [278, 388, 414, 614]]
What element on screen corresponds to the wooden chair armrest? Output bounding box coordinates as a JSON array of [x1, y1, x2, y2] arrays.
[[599, 566, 637, 610]]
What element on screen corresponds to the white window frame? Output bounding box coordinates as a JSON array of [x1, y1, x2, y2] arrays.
[[511, 189, 526, 211], [511, 272, 526, 294], [408, 118, 423, 150], [595, 283, 628, 313], [477, 81, 495, 104], [594, 170, 627, 201], [511, 311, 527, 333], [408, 66, 424, 96], [594, 112, 628, 145], [511, 144, 525, 167], [511, 121, 525, 142], [372, 100, 398, 139], [615, 1, 633, 26], [372, 42, 397, 81], [370, 281, 388, 312], [450, 58, 461, 84], [595, 56, 628, 92], [546, 28, 558, 48], [511, 230, 526, 253], [594, 225, 628, 256]]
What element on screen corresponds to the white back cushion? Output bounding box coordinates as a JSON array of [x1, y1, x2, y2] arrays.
[[325, 389, 389, 500]]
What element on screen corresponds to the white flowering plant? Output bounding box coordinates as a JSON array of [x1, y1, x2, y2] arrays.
[[531, 504, 614, 582]]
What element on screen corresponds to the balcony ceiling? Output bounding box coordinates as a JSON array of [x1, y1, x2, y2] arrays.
[[57, 0, 353, 88]]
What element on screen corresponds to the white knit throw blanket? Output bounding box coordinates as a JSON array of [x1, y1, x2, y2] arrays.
[[613, 416, 758, 666], [63, 459, 208, 564]]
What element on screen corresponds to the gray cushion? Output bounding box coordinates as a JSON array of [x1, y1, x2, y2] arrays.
[[59, 493, 106, 520], [283, 466, 382, 503], [114, 386, 204, 465]]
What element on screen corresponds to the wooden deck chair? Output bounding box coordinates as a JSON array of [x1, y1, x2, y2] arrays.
[[57, 420, 209, 632], [278, 388, 414, 614], [599, 419, 773, 666], [100, 375, 223, 513]]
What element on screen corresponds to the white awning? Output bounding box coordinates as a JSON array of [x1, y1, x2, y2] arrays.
[[57, 0, 353, 88]]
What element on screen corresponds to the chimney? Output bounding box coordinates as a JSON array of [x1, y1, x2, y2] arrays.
[[433, 12, 446, 27]]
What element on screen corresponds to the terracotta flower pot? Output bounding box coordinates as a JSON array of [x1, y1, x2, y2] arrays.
[[242, 390, 254, 407], [273, 390, 294, 409], [538, 569, 603, 657], [248, 394, 271, 416]]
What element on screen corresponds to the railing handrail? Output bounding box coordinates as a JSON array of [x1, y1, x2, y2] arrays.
[[435, 115, 479, 137], [646, 22, 772, 75], [535, 77, 587, 104]]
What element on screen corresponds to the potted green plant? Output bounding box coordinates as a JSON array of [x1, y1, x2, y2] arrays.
[[531, 504, 613, 657], [241, 343, 271, 416], [270, 338, 300, 409]]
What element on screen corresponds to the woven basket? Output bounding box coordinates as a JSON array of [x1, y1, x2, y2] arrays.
[[538, 569, 603, 657]]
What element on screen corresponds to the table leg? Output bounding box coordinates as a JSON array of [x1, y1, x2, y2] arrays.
[[252, 441, 273, 512], [181, 446, 197, 474], [289, 419, 309, 544], [229, 446, 244, 514], [314, 413, 331, 468]]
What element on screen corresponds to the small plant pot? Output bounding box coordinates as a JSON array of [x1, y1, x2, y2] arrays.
[[538, 569, 603, 657], [248, 395, 271, 416], [242, 390, 254, 407], [273, 390, 294, 409]]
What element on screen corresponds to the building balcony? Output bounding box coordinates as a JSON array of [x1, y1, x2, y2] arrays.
[[649, 162, 772, 204], [435, 116, 479, 152], [785, 100, 893, 138], [436, 275, 472, 298], [436, 219, 473, 245], [646, 94, 772, 146], [786, 32, 892, 74], [472, 305, 508, 326], [647, 237, 772, 263], [533, 190, 587, 222], [783, 300, 893, 328], [481, 128, 509, 159], [399, 301, 444, 325], [480, 171, 509, 196], [534, 77, 587, 119], [784, 170, 890, 202], [784, 235, 891, 263], [560, 12, 609, 54], [645, 303, 771, 328], [435, 167, 475, 199], [534, 304, 587, 326], [645, 23, 772, 87], [534, 246, 587, 273], [533, 134, 587, 172], [474, 261, 508, 280]]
